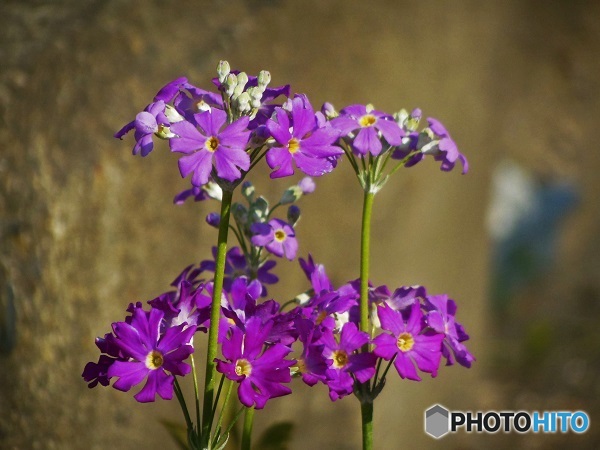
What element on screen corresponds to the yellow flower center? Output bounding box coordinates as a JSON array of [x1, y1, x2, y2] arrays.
[[235, 358, 252, 377], [396, 332, 415, 352], [288, 138, 300, 154], [332, 350, 349, 369], [274, 229, 286, 242], [145, 350, 164, 370], [205, 136, 219, 152], [359, 114, 377, 127]]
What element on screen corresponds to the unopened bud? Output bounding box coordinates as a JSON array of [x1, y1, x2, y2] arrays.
[[298, 177, 316, 194], [233, 72, 248, 99], [321, 102, 338, 119], [217, 60, 231, 83], [232, 203, 248, 225], [242, 181, 255, 201], [280, 185, 302, 205], [287, 204, 301, 225], [236, 92, 251, 113], [205, 212, 221, 228], [257, 70, 271, 88], [225, 73, 238, 97]]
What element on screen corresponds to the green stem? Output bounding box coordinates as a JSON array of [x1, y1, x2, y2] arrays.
[[241, 406, 255, 450], [201, 188, 234, 447], [359, 190, 375, 450], [173, 378, 194, 432], [190, 353, 201, 440], [360, 191, 375, 338], [361, 401, 374, 450]]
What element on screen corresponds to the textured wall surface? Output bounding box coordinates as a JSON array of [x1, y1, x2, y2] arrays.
[[1, 1, 599, 449]]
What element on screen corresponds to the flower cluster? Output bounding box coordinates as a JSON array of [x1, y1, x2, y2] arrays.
[[82, 269, 204, 402], [287, 256, 474, 401], [88, 61, 474, 449]]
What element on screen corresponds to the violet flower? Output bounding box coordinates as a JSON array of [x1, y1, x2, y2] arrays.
[[424, 294, 475, 368], [321, 322, 377, 401], [266, 96, 342, 178], [114, 100, 170, 157], [198, 246, 279, 296], [169, 109, 251, 186], [251, 219, 298, 260], [423, 118, 468, 174], [373, 303, 444, 381], [106, 305, 195, 402], [216, 318, 294, 409], [332, 104, 404, 156]]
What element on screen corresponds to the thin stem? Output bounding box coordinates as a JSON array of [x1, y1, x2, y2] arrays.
[[173, 377, 194, 432], [248, 149, 267, 172], [361, 401, 374, 450], [379, 355, 396, 384], [201, 188, 234, 447], [190, 353, 201, 439], [241, 406, 255, 450], [214, 379, 234, 442], [211, 373, 227, 427], [359, 189, 375, 450], [359, 191, 375, 339]]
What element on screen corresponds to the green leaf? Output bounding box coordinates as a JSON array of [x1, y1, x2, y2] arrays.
[[255, 422, 294, 450]]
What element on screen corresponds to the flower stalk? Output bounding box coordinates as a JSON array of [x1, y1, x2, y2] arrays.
[[241, 406, 255, 450], [201, 187, 234, 447]]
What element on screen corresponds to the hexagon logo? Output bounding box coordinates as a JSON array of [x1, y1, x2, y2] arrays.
[[425, 404, 450, 438]]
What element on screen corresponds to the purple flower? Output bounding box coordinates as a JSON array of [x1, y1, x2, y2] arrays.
[[170, 109, 251, 186], [321, 322, 377, 401], [198, 246, 278, 296], [106, 305, 195, 402], [424, 294, 475, 368], [266, 96, 342, 178], [82, 333, 123, 389], [299, 254, 334, 295], [251, 219, 298, 260], [173, 180, 223, 205], [295, 317, 329, 386], [424, 118, 468, 174], [115, 100, 170, 157], [216, 318, 294, 409], [373, 303, 444, 381], [332, 104, 404, 156]]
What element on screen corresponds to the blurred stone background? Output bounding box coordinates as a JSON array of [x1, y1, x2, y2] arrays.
[[1, 0, 599, 448]]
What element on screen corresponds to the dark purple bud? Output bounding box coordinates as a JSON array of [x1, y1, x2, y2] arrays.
[[206, 213, 221, 228]]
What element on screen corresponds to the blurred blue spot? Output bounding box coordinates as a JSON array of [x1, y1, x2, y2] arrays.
[[487, 161, 579, 313]]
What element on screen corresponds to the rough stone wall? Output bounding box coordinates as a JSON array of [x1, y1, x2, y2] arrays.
[[1, 1, 599, 449]]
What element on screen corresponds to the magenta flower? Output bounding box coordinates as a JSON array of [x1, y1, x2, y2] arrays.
[[115, 100, 170, 157], [216, 318, 294, 409], [198, 246, 279, 296], [321, 322, 377, 401], [424, 117, 468, 174], [169, 109, 251, 186], [106, 305, 195, 402], [251, 219, 298, 260], [332, 104, 404, 156], [424, 294, 475, 368], [266, 96, 342, 178], [373, 303, 444, 381]]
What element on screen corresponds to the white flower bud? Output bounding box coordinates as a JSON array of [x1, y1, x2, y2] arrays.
[[236, 92, 251, 113], [257, 70, 271, 88], [225, 73, 238, 97], [217, 60, 230, 83]]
